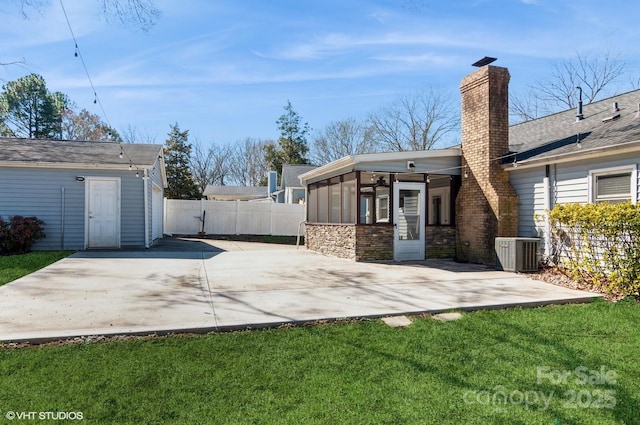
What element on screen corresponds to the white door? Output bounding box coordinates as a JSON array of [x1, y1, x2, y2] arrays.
[[152, 184, 163, 240], [393, 182, 425, 261], [87, 178, 120, 248]]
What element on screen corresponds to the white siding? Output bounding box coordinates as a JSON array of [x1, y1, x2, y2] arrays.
[[510, 152, 640, 259], [509, 166, 546, 238]]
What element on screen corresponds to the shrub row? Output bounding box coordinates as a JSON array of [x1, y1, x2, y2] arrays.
[[548, 202, 640, 296], [0, 216, 46, 255]]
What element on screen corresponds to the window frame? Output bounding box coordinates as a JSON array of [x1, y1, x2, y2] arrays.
[[588, 165, 637, 204]]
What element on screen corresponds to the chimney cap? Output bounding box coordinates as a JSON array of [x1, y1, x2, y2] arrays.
[[472, 56, 497, 67]]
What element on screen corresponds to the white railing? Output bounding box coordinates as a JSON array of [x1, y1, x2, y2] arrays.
[[164, 199, 305, 236]]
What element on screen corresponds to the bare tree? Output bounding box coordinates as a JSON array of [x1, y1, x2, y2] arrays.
[[228, 137, 271, 186], [511, 52, 625, 122], [119, 124, 158, 144], [16, 0, 161, 31], [368, 88, 459, 151], [190, 139, 232, 194], [311, 117, 378, 165]]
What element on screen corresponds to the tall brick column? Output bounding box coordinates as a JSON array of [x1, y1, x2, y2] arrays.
[[456, 65, 518, 264]]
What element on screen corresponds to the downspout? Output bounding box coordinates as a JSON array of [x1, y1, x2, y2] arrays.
[[61, 187, 65, 251], [143, 169, 150, 248], [543, 165, 551, 259]]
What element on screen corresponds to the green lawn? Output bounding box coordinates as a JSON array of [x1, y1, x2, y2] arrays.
[[1, 299, 638, 424], [0, 251, 73, 286]]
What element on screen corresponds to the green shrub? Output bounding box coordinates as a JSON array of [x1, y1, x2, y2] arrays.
[[0, 215, 46, 255], [548, 202, 640, 296]]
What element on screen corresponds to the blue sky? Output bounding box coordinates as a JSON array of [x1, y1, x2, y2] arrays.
[[1, 0, 639, 147]]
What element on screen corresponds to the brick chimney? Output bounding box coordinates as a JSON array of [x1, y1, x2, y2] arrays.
[[456, 65, 518, 264]]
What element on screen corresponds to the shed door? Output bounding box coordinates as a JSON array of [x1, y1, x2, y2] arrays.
[[393, 182, 425, 261], [86, 178, 120, 249]]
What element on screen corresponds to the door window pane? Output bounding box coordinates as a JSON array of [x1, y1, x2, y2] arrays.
[[398, 189, 420, 240]]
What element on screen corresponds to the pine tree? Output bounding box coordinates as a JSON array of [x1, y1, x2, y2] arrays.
[[164, 123, 200, 199], [264, 100, 310, 182], [0, 73, 68, 139]]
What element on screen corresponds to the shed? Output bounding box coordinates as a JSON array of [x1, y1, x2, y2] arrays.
[[0, 138, 167, 250]]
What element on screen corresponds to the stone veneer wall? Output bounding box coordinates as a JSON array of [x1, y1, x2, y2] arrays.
[[457, 65, 518, 264], [355, 224, 394, 261], [307, 223, 454, 261], [305, 223, 356, 260], [426, 226, 457, 258]]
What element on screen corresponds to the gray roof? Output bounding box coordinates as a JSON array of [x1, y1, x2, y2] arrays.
[[510, 90, 640, 164], [281, 164, 317, 188], [203, 185, 267, 198], [0, 138, 163, 168]]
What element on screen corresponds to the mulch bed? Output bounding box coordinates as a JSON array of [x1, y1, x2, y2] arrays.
[[523, 266, 627, 302]]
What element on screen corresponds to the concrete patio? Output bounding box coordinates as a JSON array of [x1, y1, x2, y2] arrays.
[[0, 238, 599, 343]]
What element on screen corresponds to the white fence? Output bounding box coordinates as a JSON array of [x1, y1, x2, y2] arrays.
[[164, 199, 306, 236]]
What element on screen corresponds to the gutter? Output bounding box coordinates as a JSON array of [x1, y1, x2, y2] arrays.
[[505, 140, 640, 171]]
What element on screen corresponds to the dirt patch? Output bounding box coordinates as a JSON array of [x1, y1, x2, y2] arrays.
[[523, 267, 626, 302]]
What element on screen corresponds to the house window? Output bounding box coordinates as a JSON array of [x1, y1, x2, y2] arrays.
[[359, 188, 374, 224], [590, 167, 637, 204], [376, 187, 389, 223]]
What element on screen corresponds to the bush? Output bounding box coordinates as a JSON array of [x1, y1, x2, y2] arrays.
[[0, 215, 46, 255], [548, 202, 640, 296]]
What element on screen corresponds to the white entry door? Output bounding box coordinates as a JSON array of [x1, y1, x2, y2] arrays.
[[393, 182, 425, 261], [86, 177, 120, 249]]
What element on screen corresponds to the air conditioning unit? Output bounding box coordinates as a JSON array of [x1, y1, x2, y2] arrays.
[[495, 237, 539, 272]]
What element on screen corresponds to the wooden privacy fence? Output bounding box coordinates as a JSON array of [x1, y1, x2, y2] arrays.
[[164, 199, 306, 236]]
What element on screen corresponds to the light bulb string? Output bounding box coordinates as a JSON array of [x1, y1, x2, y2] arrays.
[[59, 0, 142, 175]]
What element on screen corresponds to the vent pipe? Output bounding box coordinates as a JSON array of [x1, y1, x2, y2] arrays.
[[613, 101, 619, 112], [576, 86, 584, 121]]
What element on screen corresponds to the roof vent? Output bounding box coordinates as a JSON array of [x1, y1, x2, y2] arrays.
[[613, 101, 620, 112], [576, 86, 584, 121], [602, 113, 620, 123]]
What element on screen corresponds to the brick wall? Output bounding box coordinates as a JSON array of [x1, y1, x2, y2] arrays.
[[355, 224, 394, 261], [305, 223, 356, 259], [426, 226, 456, 258], [457, 65, 518, 264]]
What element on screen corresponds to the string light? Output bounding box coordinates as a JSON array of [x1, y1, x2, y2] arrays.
[[60, 0, 142, 177], [576, 133, 582, 149]]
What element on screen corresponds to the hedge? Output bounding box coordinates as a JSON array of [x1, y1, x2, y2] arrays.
[[548, 202, 640, 296]]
